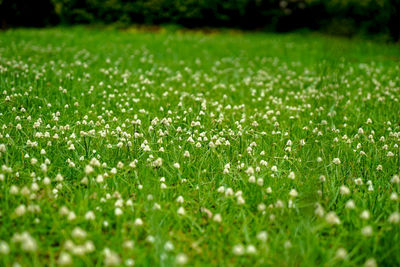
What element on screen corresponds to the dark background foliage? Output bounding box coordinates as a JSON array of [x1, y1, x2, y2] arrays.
[[0, 0, 399, 41]]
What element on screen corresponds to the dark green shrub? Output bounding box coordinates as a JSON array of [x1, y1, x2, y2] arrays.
[[1, 0, 399, 41]]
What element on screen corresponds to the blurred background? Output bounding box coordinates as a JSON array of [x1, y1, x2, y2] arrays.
[[0, 0, 399, 41]]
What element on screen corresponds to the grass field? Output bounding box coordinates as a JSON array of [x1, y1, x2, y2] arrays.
[[0, 27, 399, 266]]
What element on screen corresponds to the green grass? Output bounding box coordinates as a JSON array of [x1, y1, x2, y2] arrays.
[[0, 27, 399, 267]]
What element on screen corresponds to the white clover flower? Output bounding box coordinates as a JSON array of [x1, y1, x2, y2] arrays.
[[84, 165, 94, 175], [360, 210, 370, 220], [103, 248, 121, 266], [345, 199, 356, 209], [177, 207, 185, 215], [68, 211, 76, 221], [58, 252, 72, 265], [325, 212, 341, 225], [340, 185, 350, 195], [164, 241, 174, 251], [289, 189, 298, 198], [225, 188, 234, 196], [176, 196, 184, 203], [332, 158, 341, 165], [364, 258, 377, 267], [390, 192, 398, 201], [335, 248, 347, 259], [134, 218, 143, 226], [152, 158, 163, 167], [245, 167, 254, 175], [391, 175, 399, 184], [256, 231, 268, 242], [213, 213, 222, 223], [248, 176, 256, 183], [14, 205, 26, 217], [361, 226, 373, 237], [388, 212, 400, 224], [0, 241, 10, 254], [176, 253, 188, 265], [173, 163, 180, 169], [354, 178, 363, 185], [217, 186, 225, 193], [233, 244, 245, 255], [72, 227, 87, 239], [114, 208, 123, 216], [85, 211, 95, 221], [237, 195, 245, 205], [246, 244, 257, 254]]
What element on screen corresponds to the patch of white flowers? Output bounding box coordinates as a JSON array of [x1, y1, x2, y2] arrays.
[[0, 29, 399, 267]]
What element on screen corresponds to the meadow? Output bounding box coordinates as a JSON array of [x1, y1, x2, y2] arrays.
[[0, 27, 399, 266]]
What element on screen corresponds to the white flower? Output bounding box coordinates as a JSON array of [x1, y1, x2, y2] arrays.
[[14, 205, 26, 217], [360, 210, 370, 220], [361, 226, 373, 237], [345, 200, 356, 209], [114, 208, 123, 216], [335, 248, 347, 259], [256, 231, 268, 242], [248, 176, 256, 183], [391, 175, 399, 184], [85, 211, 95, 220], [176, 253, 188, 265], [213, 213, 222, 223], [233, 244, 245, 255], [246, 245, 257, 254], [339, 185, 350, 195], [164, 241, 174, 251], [388, 212, 400, 224], [237, 195, 245, 205], [176, 196, 184, 203], [72, 227, 87, 239], [354, 178, 363, 185], [134, 218, 143, 226], [364, 258, 377, 267], [177, 207, 185, 215], [103, 248, 121, 266], [0, 241, 10, 254], [245, 167, 254, 175], [84, 165, 94, 174], [289, 189, 298, 198], [332, 158, 341, 165], [173, 163, 180, 169], [325, 212, 341, 225], [150, 158, 162, 167], [0, 144, 6, 152], [58, 252, 72, 265]]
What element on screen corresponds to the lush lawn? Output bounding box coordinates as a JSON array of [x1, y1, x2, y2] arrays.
[[0, 27, 399, 266]]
